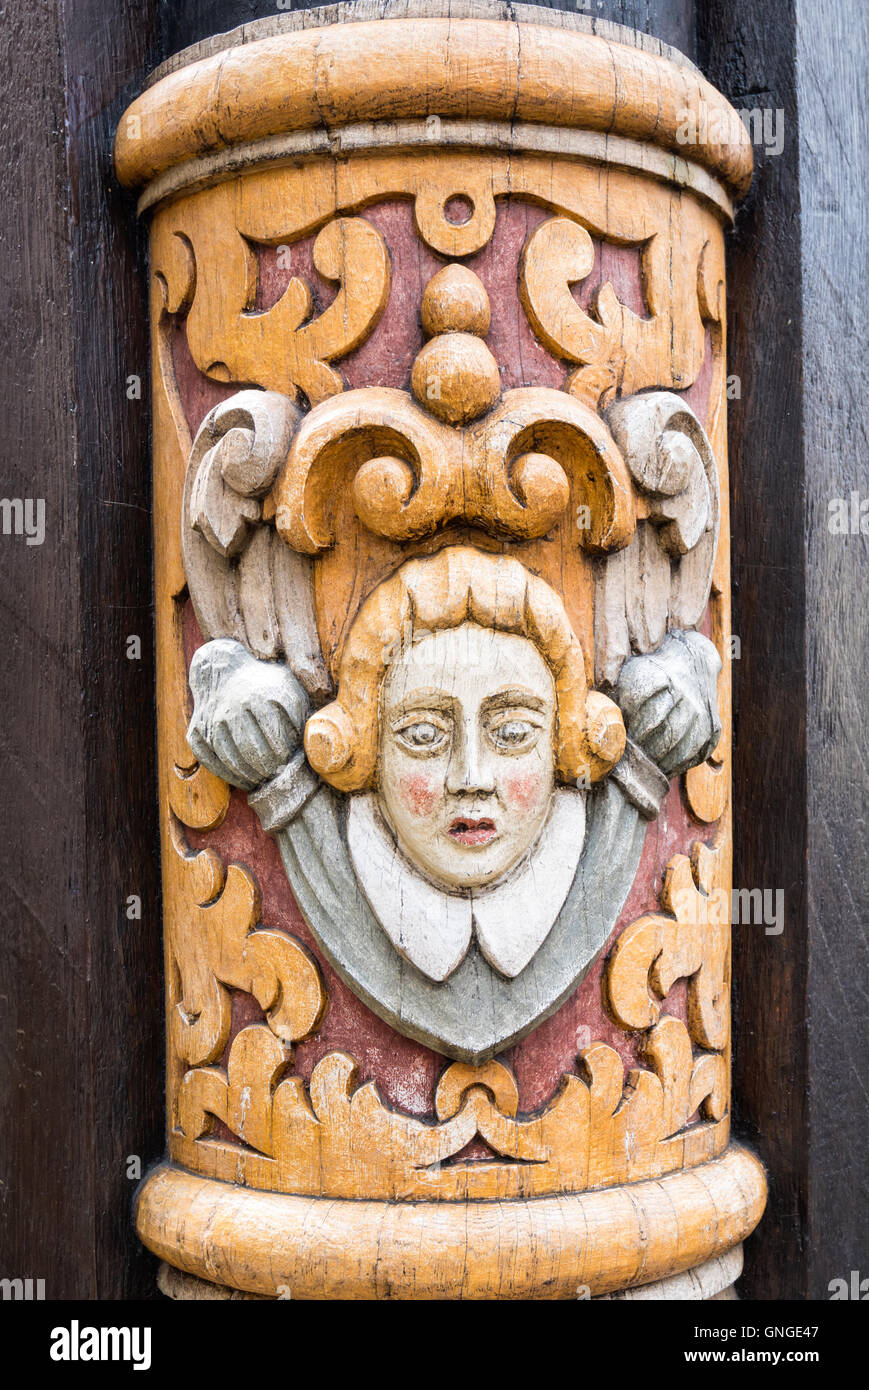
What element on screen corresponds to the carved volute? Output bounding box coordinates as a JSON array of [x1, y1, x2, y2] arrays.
[[115, 0, 765, 1300]]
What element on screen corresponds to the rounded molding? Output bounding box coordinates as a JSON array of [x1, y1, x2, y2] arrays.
[[146, 1, 704, 88], [115, 10, 752, 211], [157, 1244, 744, 1301], [137, 1144, 766, 1300]]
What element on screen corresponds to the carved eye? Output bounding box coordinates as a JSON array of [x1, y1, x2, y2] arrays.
[[488, 717, 539, 751], [394, 719, 449, 754]]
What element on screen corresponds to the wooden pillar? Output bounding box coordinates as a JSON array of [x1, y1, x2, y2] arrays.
[[114, 2, 766, 1299], [4, 0, 865, 1306]]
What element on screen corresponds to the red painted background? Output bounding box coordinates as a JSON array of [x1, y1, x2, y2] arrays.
[[178, 196, 717, 1121]]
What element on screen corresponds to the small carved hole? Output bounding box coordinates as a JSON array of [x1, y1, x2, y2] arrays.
[[444, 194, 474, 226]]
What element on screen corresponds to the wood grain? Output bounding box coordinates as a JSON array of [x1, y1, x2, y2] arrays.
[[135, 1145, 766, 1299], [700, 0, 869, 1302], [115, 15, 752, 198], [160, 2, 700, 76], [13, 0, 860, 1305], [0, 0, 164, 1299], [128, 3, 761, 1298]]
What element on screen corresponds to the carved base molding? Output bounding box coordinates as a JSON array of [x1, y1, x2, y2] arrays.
[[157, 1246, 743, 1302], [140, 1144, 764, 1301], [596, 1245, 742, 1301], [157, 1260, 740, 1302]]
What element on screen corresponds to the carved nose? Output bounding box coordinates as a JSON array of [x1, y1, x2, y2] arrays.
[[446, 721, 495, 796]]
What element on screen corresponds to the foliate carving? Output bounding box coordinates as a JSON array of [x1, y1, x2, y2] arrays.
[[178, 1026, 290, 1159], [149, 232, 232, 834], [607, 391, 720, 610], [141, 69, 737, 1212], [167, 816, 326, 1068], [174, 1009, 727, 1199], [186, 391, 297, 556], [595, 392, 721, 688], [520, 216, 707, 408], [169, 823, 730, 1197], [181, 392, 329, 693], [116, 0, 770, 1295], [184, 404, 722, 1058], [152, 190, 391, 404], [169, 247, 729, 1070], [605, 843, 729, 1051]]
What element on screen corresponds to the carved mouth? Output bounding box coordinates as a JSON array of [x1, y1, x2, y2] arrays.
[[447, 817, 497, 846]]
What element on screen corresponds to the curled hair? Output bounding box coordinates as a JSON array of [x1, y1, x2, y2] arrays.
[[304, 546, 624, 792]]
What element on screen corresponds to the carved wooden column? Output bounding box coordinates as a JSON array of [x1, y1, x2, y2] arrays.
[[115, 2, 766, 1299]]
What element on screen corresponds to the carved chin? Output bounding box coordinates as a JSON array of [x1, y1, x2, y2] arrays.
[[348, 790, 587, 981], [382, 807, 549, 893]]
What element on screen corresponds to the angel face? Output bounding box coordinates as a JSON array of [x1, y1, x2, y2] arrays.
[[378, 623, 556, 890]]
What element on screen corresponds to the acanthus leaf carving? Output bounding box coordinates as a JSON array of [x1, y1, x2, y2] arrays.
[[151, 147, 736, 1206], [150, 248, 232, 832], [594, 391, 721, 689], [173, 1012, 727, 1200], [519, 215, 707, 408], [181, 391, 330, 696], [604, 842, 729, 1052], [154, 186, 391, 405], [167, 816, 326, 1070], [168, 810, 729, 1201]]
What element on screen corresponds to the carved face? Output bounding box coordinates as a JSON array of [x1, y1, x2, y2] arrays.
[[378, 624, 556, 890]]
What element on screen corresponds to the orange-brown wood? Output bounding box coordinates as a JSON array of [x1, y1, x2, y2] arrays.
[[136, 1146, 766, 1300], [114, 18, 752, 200], [123, 8, 758, 1300]]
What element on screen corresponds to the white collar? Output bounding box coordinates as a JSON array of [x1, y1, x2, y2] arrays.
[[347, 789, 586, 982]]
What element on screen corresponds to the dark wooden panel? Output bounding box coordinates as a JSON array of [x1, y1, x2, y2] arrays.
[[699, 0, 811, 1306], [0, 0, 164, 1299], [700, 0, 869, 1300], [0, 0, 90, 1299], [65, 0, 166, 1302], [796, 0, 869, 1301]]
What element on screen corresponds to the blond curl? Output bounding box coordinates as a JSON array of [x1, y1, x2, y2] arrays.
[[304, 546, 624, 792]]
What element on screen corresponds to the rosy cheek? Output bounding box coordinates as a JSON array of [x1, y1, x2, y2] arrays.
[[505, 772, 545, 813], [399, 773, 439, 818]]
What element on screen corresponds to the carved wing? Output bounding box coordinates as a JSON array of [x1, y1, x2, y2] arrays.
[[595, 392, 720, 687], [181, 390, 331, 700]]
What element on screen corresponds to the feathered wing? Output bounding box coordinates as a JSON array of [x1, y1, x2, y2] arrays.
[[181, 388, 330, 700], [594, 392, 720, 688]]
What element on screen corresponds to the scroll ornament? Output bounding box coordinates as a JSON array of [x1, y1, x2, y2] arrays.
[[176, 308, 723, 1064], [172, 841, 729, 1200], [164, 179, 728, 1195]]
